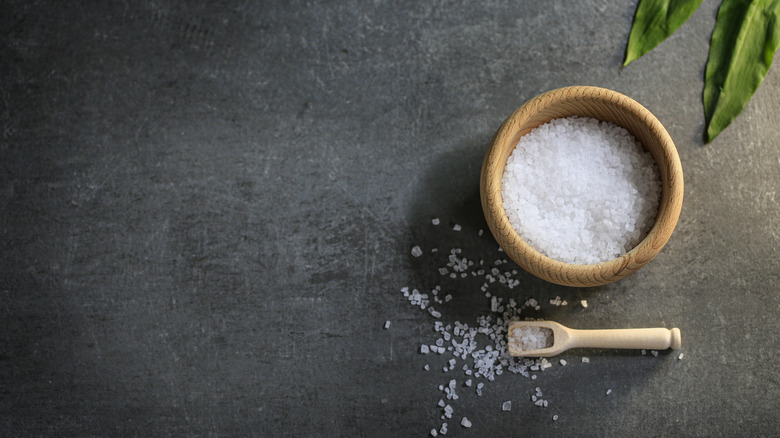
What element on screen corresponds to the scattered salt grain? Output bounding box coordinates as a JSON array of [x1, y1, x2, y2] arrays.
[[478, 229, 484, 236], [502, 401, 512, 411], [432, 218, 440, 225], [606, 389, 612, 396], [553, 415, 559, 421], [559, 359, 567, 366], [581, 357, 590, 363], [440, 423, 448, 435], [453, 224, 462, 231], [399, 222, 621, 435], [651, 350, 659, 357], [411, 246, 423, 257], [461, 417, 472, 428], [581, 300, 588, 308], [678, 353, 684, 360], [501, 116, 661, 264], [384, 321, 391, 329]]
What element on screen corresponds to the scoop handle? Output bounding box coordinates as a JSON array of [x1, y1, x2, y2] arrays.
[[568, 327, 682, 351]]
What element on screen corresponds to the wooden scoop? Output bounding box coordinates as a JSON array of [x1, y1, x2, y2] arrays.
[[507, 321, 682, 357]]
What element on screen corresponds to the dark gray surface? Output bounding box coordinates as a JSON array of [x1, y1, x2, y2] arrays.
[[2, 1, 779, 436]]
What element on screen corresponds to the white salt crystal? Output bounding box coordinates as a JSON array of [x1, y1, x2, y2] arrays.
[[411, 246, 423, 257], [478, 229, 484, 236], [440, 423, 448, 435], [553, 415, 559, 421], [581, 299, 588, 308], [651, 350, 659, 357], [430, 429, 438, 437], [432, 218, 440, 225], [582, 357, 590, 363], [678, 352, 684, 360], [559, 359, 567, 366], [424, 364, 430, 371], [508, 326, 553, 352], [502, 401, 512, 411], [501, 116, 661, 264], [606, 389, 612, 396], [421, 345, 430, 354], [461, 417, 472, 428], [453, 224, 461, 231], [384, 321, 391, 329]]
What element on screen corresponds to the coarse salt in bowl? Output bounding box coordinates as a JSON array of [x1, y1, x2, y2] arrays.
[[480, 86, 683, 287]]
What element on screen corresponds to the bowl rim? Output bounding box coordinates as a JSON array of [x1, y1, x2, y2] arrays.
[[480, 85, 684, 287]]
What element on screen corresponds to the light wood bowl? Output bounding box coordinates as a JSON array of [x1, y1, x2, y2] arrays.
[[480, 86, 683, 287]]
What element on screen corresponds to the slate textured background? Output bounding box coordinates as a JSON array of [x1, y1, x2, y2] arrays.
[[2, 1, 779, 436]]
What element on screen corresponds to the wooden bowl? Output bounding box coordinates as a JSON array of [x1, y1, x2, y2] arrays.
[[480, 86, 683, 287]]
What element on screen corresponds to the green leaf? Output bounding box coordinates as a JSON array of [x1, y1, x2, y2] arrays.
[[624, 0, 703, 66], [703, 0, 780, 142]]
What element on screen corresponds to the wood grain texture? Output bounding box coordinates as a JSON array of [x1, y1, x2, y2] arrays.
[[480, 86, 684, 287]]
